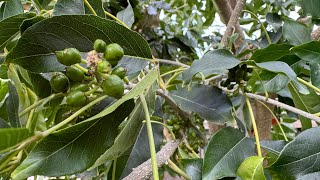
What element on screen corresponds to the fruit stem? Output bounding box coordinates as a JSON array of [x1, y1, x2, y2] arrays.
[[104, 11, 130, 29], [297, 77, 320, 93], [112, 159, 117, 180], [83, 0, 97, 16], [245, 94, 262, 157], [144, 120, 176, 140], [140, 94, 159, 180], [19, 93, 64, 118], [81, 59, 87, 64], [167, 159, 190, 180], [243, 10, 271, 45], [73, 64, 88, 74], [42, 95, 108, 136], [256, 100, 288, 141], [84, 85, 100, 96]]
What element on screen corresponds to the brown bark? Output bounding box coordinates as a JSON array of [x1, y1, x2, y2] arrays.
[[221, 0, 246, 48], [311, 26, 320, 40]]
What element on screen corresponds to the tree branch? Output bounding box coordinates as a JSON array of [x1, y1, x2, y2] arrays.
[[311, 26, 320, 40], [221, 0, 246, 48], [157, 59, 190, 68], [245, 93, 320, 123], [122, 139, 181, 180]]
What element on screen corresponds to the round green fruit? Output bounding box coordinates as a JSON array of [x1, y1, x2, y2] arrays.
[[112, 66, 127, 79], [104, 43, 124, 66], [50, 72, 69, 92], [97, 61, 111, 73], [70, 83, 89, 92], [244, 85, 253, 93], [173, 124, 181, 132], [56, 48, 81, 66], [66, 90, 87, 106], [101, 74, 124, 99], [167, 119, 174, 126], [93, 39, 107, 53], [66, 66, 85, 82]]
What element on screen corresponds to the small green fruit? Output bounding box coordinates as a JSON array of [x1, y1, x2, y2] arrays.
[[97, 61, 111, 73], [167, 119, 174, 126], [66, 66, 85, 82], [101, 74, 124, 99], [56, 48, 81, 66], [112, 66, 127, 79], [244, 85, 253, 93], [93, 39, 107, 53], [50, 72, 69, 92], [104, 43, 124, 66], [173, 124, 181, 132], [66, 90, 87, 106]]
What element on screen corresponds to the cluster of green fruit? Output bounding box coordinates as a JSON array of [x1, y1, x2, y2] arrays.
[[50, 39, 127, 107], [164, 106, 205, 153], [220, 64, 253, 93]]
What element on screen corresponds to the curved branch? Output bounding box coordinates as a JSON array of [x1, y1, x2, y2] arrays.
[[221, 0, 246, 48], [122, 139, 181, 180]]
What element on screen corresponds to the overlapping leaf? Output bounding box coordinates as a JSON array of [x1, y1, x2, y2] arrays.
[[53, 0, 85, 16], [269, 126, 320, 179], [12, 100, 134, 179], [0, 13, 35, 50], [237, 156, 266, 180], [0, 128, 30, 152], [250, 44, 293, 63], [202, 127, 255, 179], [90, 82, 157, 169], [169, 84, 233, 124], [182, 49, 240, 83], [283, 19, 311, 45]]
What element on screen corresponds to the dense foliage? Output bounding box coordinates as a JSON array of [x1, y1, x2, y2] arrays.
[[1, 0, 320, 179]]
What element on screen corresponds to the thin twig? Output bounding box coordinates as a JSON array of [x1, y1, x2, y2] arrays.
[[140, 94, 159, 180], [245, 93, 320, 123], [157, 59, 190, 68], [122, 139, 181, 180]]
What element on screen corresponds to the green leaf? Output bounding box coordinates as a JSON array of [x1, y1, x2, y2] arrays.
[[2, 0, 23, 19], [256, 61, 308, 94], [237, 156, 266, 180], [6, 82, 20, 127], [119, 124, 164, 178], [181, 159, 202, 180], [12, 100, 134, 179], [0, 13, 35, 50], [310, 63, 320, 88], [283, 19, 311, 45], [89, 82, 157, 170], [0, 80, 8, 107], [288, 83, 320, 130], [84, 68, 158, 122], [250, 44, 293, 63], [202, 127, 255, 179], [0, 128, 30, 152], [182, 49, 241, 83], [117, 56, 149, 80], [260, 140, 287, 156], [269, 126, 320, 179], [266, 13, 282, 31], [116, 2, 134, 28], [53, 0, 85, 16], [254, 72, 290, 93], [27, 72, 51, 98], [292, 41, 320, 64], [169, 84, 233, 124], [300, 0, 320, 18], [84, 0, 105, 17], [6, 15, 152, 73]]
